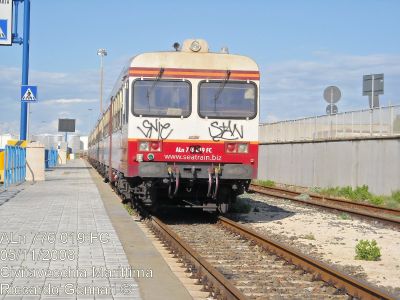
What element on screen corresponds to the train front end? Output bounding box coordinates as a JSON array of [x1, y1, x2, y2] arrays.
[[126, 39, 259, 212]]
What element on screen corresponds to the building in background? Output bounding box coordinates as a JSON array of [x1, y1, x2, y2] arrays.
[[0, 134, 18, 149], [31, 134, 88, 152]]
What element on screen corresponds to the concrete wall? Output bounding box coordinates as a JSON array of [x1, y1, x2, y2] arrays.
[[258, 137, 400, 195]]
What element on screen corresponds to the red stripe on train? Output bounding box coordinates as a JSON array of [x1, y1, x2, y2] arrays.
[[127, 140, 258, 178], [129, 67, 260, 80]]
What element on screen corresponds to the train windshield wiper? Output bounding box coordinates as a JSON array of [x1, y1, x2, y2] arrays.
[[146, 68, 165, 110], [213, 70, 231, 111]]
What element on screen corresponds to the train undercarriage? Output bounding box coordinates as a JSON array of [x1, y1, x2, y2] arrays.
[[89, 159, 250, 213]]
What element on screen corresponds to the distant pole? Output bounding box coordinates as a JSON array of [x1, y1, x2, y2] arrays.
[[371, 74, 375, 109], [100, 55, 103, 113], [97, 48, 107, 114], [19, 0, 31, 140], [88, 108, 93, 133]]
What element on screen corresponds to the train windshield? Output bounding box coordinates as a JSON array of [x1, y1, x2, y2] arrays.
[[199, 82, 257, 119], [133, 80, 191, 117]]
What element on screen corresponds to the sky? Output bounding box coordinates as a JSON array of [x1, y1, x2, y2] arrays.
[[1, 0, 399, 137]]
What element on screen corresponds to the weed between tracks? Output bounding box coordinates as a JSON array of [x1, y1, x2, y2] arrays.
[[338, 212, 352, 220], [313, 185, 400, 209], [355, 240, 381, 261], [253, 179, 275, 187], [301, 233, 316, 240]]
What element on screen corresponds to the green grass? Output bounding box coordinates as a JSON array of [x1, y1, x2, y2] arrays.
[[392, 190, 400, 203], [355, 240, 381, 261], [229, 198, 252, 214], [253, 179, 275, 187], [302, 233, 316, 240], [123, 203, 134, 215], [315, 185, 400, 209], [338, 212, 352, 220]]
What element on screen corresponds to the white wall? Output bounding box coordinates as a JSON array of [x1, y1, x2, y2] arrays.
[[0, 134, 17, 148], [80, 136, 88, 151]]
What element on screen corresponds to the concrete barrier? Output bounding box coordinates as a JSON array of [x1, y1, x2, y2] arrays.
[[58, 150, 67, 165], [258, 137, 400, 195], [26, 142, 45, 181]]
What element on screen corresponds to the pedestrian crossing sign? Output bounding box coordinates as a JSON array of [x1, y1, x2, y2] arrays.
[[0, 20, 7, 40], [21, 85, 38, 102]]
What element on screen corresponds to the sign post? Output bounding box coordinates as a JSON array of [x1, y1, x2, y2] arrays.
[[1, 0, 33, 141], [363, 74, 384, 108], [20, 0, 31, 141]]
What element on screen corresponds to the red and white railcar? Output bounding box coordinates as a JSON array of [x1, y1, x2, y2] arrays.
[[88, 39, 260, 212]]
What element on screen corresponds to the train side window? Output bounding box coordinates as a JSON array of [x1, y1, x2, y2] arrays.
[[124, 83, 129, 124]]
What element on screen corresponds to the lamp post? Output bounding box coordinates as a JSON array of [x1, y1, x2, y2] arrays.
[[97, 48, 107, 114], [88, 108, 93, 134]]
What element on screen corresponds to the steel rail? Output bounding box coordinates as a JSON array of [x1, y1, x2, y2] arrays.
[[252, 184, 400, 216], [218, 216, 396, 300], [250, 184, 400, 226], [149, 216, 247, 300]]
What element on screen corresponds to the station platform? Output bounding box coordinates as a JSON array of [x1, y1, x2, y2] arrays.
[[0, 159, 192, 300]]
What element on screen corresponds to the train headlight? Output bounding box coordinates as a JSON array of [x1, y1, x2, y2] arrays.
[[139, 141, 149, 151], [225, 142, 249, 153], [136, 154, 143, 162], [238, 143, 249, 153], [138, 140, 162, 152], [150, 141, 161, 151], [226, 143, 237, 153], [190, 40, 201, 52]]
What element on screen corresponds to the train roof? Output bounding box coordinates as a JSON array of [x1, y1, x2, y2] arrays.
[[128, 39, 259, 72], [129, 52, 258, 72]]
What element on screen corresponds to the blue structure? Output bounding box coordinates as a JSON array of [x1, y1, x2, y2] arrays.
[[4, 145, 26, 188], [45, 149, 58, 169], [12, 0, 31, 140]]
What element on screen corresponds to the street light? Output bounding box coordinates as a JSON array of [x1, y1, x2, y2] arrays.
[[88, 108, 93, 134], [97, 48, 107, 114]]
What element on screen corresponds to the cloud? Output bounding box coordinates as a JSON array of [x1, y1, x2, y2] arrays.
[[260, 52, 400, 122], [0, 64, 115, 136], [42, 98, 98, 105]]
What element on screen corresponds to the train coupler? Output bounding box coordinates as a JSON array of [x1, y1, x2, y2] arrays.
[[167, 166, 180, 199]]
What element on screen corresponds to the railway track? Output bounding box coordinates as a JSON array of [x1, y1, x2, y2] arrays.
[[148, 215, 395, 300], [250, 184, 400, 227]]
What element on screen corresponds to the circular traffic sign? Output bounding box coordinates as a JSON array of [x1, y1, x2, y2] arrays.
[[323, 86, 341, 103], [326, 104, 338, 115]]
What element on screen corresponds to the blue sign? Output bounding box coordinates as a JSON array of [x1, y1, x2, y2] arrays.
[[21, 85, 38, 102], [0, 19, 7, 41]]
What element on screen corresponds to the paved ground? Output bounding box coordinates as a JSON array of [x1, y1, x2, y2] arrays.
[[87, 162, 192, 300], [0, 183, 27, 207], [0, 159, 191, 300]]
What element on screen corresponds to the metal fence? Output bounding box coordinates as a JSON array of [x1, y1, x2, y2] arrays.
[[259, 105, 400, 143], [45, 149, 58, 169], [4, 145, 26, 188]]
